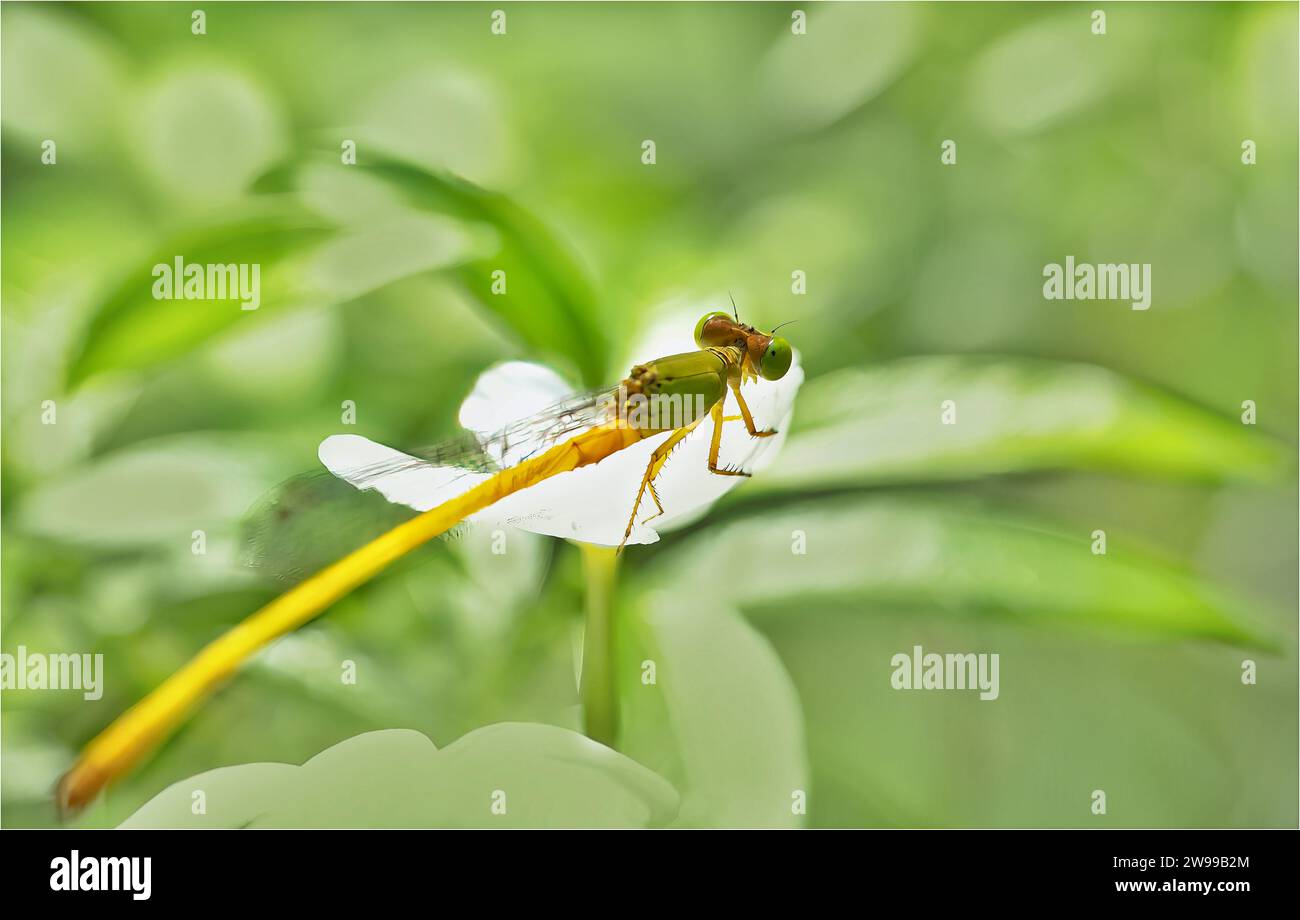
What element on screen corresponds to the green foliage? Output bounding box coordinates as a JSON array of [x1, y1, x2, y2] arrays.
[[355, 157, 611, 386], [753, 357, 1290, 492], [120, 726, 678, 829], [65, 212, 332, 386], [2, 2, 1296, 829], [619, 603, 807, 828], [646, 498, 1277, 647]]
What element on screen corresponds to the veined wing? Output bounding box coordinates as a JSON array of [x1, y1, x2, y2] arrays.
[[320, 385, 622, 505], [241, 384, 621, 580]]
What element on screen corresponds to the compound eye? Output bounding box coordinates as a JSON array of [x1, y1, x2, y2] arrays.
[[759, 337, 792, 381], [694, 311, 733, 348]]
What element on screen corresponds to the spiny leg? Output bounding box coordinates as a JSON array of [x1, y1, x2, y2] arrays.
[[640, 480, 666, 525], [730, 382, 776, 438], [708, 399, 751, 478], [619, 415, 706, 551]]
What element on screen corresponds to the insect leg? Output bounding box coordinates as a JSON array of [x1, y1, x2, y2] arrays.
[[640, 480, 666, 525], [618, 415, 707, 552], [707, 399, 752, 478], [729, 382, 777, 438]]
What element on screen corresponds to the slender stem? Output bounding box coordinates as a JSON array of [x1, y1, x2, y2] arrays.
[[578, 543, 621, 748]]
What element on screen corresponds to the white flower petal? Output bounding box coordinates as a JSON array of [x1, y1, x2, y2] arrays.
[[458, 361, 574, 439], [318, 433, 489, 512], [469, 433, 673, 546]]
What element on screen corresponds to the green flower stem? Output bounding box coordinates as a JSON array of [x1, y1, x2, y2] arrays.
[[578, 543, 621, 748]]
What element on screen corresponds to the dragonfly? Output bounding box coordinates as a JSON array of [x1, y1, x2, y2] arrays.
[[57, 308, 800, 814]]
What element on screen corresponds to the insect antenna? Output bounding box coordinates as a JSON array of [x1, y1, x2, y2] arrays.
[[770, 319, 798, 334], [728, 291, 740, 323]]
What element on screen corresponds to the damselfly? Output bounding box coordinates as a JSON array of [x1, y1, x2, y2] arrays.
[[59, 309, 801, 812]]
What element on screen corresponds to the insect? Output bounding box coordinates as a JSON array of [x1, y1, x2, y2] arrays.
[[58, 309, 797, 813]]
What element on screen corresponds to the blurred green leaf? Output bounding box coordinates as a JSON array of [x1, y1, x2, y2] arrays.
[[352, 69, 517, 187], [64, 201, 488, 389], [133, 66, 287, 205], [619, 602, 807, 827], [753, 608, 1289, 827], [355, 156, 610, 385], [645, 497, 1277, 648], [759, 3, 920, 133], [16, 435, 279, 548], [752, 357, 1290, 495], [65, 211, 333, 387], [1, 6, 127, 145], [967, 13, 1114, 136], [119, 725, 678, 828]]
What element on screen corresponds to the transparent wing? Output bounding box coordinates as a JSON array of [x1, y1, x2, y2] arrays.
[[241, 385, 621, 581], [458, 360, 576, 439], [241, 470, 425, 584], [322, 385, 621, 497]]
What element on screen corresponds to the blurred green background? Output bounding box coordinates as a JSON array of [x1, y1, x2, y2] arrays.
[[2, 2, 1297, 827]]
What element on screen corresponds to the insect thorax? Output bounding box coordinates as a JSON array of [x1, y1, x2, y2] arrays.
[[616, 348, 738, 431]]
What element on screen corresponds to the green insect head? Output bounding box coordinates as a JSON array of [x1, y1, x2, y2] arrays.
[[693, 307, 794, 381], [758, 335, 793, 381]]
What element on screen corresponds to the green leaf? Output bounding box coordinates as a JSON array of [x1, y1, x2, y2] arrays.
[[642, 497, 1278, 648], [618, 602, 808, 827], [759, 3, 920, 133], [16, 435, 279, 548], [753, 608, 1294, 827], [119, 725, 678, 828], [753, 357, 1289, 495], [65, 203, 485, 388], [65, 211, 333, 387], [355, 156, 610, 385], [967, 12, 1142, 137]]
